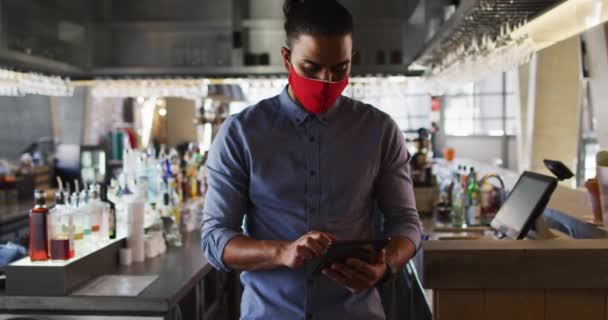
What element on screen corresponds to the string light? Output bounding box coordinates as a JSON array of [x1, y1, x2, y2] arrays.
[[0, 68, 73, 96], [90, 79, 209, 99]]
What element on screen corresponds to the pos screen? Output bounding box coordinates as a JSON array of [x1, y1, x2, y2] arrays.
[[490, 171, 557, 239]]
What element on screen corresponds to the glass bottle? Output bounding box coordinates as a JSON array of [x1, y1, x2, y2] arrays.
[[88, 186, 102, 234], [451, 171, 466, 228], [49, 191, 74, 260], [467, 167, 481, 226], [100, 184, 117, 240], [29, 189, 49, 261], [80, 189, 92, 238]]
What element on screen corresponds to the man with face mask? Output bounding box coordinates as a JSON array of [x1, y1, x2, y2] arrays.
[[201, 1, 422, 319]]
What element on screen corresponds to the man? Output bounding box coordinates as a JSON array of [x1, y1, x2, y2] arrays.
[[201, 1, 422, 319]]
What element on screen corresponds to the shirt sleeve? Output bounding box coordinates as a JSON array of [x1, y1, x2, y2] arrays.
[[374, 119, 423, 251], [201, 116, 249, 271]]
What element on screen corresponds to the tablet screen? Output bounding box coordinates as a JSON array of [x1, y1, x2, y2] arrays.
[[490, 172, 556, 239]]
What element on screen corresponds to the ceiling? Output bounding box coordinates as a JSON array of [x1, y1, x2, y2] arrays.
[[0, 0, 565, 78]]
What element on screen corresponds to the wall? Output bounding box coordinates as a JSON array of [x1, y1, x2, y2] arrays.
[[529, 37, 582, 178], [584, 24, 608, 149], [444, 136, 518, 171], [50, 87, 87, 146], [166, 98, 197, 148], [0, 95, 53, 160]]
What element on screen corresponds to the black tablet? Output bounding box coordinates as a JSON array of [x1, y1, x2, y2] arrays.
[[490, 171, 557, 240], [307, 239, 389, 276]]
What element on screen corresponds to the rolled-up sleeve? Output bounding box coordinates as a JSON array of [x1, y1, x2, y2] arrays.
[[201, 116, 249, 271], [374, 119, 422, 251]]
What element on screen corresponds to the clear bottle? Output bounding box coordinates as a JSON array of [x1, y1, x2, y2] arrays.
[[88, 185, 104, 240], [49, 191, 74, 260], [80, 189, 92, 238], [100, 184, 117, 240], [91, 186, 102, 233], [29, 189, 49, 261], [70, 192, 86, 255], [163, 191, 182, 247], [451, 172, 466, 228]]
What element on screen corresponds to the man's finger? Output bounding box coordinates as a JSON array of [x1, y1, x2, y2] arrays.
[[320, 232, 337, 242], [296, 245, 314, 261], [322, 268, 352, 288], [331, 263, 369, 284], [312, 233, 333, 249], [323, 269, 362, 294], [377, 249, 386, 265], [302, 237, 324, 255], [310, 232, 335, 248], [345, 258, 376, 280]]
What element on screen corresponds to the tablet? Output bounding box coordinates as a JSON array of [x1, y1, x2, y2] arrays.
[[307, 239, 388, 276], [490, 171, 557, 239]]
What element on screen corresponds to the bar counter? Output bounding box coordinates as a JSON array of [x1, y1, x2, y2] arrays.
[[0, 231, 222, 320], [422, 188, 608, 319]]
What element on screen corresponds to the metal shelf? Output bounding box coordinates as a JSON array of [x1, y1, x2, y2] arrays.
[[409, 0, 564, 69], [90, 64, 421, 78], [0, 49, 85, 76]]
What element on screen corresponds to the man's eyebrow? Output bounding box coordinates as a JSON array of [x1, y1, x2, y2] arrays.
[[302, 59, 351, 68], [303, 59, 323, 66], [331, 59, 351, 68]]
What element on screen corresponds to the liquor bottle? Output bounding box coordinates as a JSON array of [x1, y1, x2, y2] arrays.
[[80, 188, 92, 238], [467, 167, 481, 225], [100, 184, 117, 240], [163, 190, 183, 247], [29, 189, 49, 261], [70, 192, 84, 242], [88, 186, 103, 235], [49, 191, 74, 260], [451, 170, 466, 228]]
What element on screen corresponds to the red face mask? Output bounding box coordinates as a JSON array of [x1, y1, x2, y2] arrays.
[[288, 65, 349, 115]]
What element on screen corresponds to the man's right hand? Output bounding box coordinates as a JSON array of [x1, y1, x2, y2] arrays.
[[276, 231, 336, 269]]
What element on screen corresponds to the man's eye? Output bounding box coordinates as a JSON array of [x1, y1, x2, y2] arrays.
[[332, 65, 348, 73], [304, 65, 321, 73]]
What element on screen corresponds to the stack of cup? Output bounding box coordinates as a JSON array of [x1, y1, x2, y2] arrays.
[[127, 187, 146, 263]]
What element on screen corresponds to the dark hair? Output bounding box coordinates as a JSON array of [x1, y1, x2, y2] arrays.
[[283, 0, 353, 47]]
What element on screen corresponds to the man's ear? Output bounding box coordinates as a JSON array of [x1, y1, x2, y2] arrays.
[[281, 47, 291, 72]]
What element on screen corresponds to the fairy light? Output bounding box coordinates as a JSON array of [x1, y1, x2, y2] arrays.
[[90, 79, 209, 99], [0, 68, 73, 96]]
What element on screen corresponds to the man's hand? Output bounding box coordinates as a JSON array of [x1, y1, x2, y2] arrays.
[[322, 249, 388, 294], [277, 231, 336, 269]]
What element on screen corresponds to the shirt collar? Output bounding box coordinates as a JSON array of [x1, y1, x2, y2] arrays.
[[278, 85, 344, 127]]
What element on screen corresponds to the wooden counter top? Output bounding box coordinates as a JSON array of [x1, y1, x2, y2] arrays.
[[422, 239, 608, 289]]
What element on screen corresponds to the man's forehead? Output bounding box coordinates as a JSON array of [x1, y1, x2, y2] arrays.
[[291, 34, 352, 65]]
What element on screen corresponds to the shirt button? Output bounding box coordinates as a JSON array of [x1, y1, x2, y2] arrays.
[[310, 171, 316, 176]]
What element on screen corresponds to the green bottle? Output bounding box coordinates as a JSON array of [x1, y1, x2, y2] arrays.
[[467, 167, 481, 225]]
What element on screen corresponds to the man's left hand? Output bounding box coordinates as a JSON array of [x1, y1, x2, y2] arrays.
[[322, 249, 387, 294]]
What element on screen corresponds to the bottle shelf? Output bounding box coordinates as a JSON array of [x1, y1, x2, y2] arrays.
[[5, 237, 125, 296]]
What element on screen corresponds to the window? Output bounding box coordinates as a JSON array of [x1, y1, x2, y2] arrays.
[[234, 77, 432, 132], [577, 79, 599, 186], [345, 78, 431, 131], [443, 71, 518, 136]]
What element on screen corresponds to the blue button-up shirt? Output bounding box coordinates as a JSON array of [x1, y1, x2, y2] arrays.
[[201, 87, 422, 320]]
